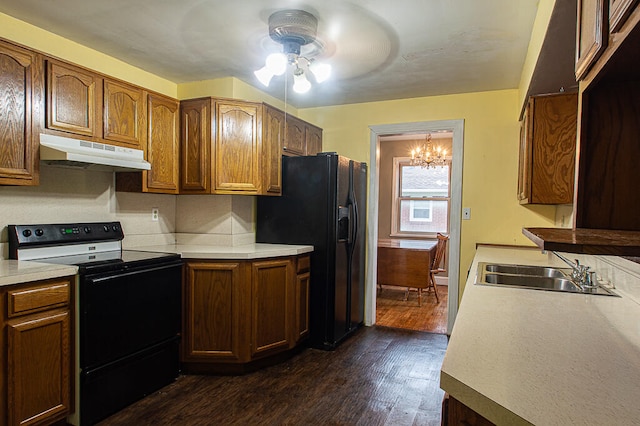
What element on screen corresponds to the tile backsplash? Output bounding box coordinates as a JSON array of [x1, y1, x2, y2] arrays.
[[0, 165, 257, 258]]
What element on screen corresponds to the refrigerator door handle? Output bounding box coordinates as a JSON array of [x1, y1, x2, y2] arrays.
[[338, 206, 350, 242]]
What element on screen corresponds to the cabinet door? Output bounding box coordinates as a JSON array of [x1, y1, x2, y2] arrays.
[[517, 99, 533, 203], [7, 310, 71, 426], [146, 94, 179, 193], [104, 78, 145, 149], [46, 60, 100, 137], [283, 115, 306, 156], [0, 40, 41, 186], [180, 98, 211, 193], [250, 259, 292, 358], [295, 271, 311, 343], [183, 262, 250, 362], [519, 93, 577, 205], [610, 0, 638, 32], [529, 93, 577, 204], [214, 101, 262, 193], [576, 0, 608, 80], [305, 124, 323, 155], [262, 105, 284, 195]]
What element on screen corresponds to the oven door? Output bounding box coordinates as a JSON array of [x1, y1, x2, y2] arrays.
[[80, 260, 182, 370]]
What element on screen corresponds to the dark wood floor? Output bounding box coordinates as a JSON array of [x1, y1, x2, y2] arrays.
[[376, 285, 448, 334], [99, 326, 448, 426]]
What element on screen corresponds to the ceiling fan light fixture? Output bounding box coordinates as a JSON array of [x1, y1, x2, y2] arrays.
[[254, 9, 330, 94], [265, 53, 287, 75], [254, 66, 274, 87], [293, 68, 311, 94], [309, 60, 332, 83]]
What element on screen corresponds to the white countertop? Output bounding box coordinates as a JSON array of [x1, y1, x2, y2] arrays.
[[441, 245, 640, 425], [130, 243, 314, 260], [0, 243, 311, 286], [0, 259, 78, 288]]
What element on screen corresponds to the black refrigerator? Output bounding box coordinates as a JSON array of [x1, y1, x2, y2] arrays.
[[256, 153, 367, 350]]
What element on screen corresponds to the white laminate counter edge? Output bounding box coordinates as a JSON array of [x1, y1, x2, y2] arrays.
[[129, 243, 314, 260], [0, 260, 78, 287]]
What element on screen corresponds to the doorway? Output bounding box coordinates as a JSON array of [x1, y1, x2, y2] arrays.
[[366, 120, 464, 335]]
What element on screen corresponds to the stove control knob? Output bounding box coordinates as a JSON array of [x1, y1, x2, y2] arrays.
[[84, 226, 92, 233], [103, 225, 110, 232], [35, 228, 44, 237], [22, 229, 32, 237], [112, 224, 119, 232]]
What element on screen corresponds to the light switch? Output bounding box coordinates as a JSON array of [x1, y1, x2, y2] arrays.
[[462, 207, 471, 220]]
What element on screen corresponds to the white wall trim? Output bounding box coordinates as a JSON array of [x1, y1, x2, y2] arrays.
[[367, 120, 464, 335]]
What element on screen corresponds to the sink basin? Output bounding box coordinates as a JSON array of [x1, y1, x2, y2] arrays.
[[484, 264, 567, 278], [483, 273, 580, 292], [476, 262, 618, 296]]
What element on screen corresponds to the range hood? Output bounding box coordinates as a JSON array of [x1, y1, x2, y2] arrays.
[[40, 134, 151, 171]]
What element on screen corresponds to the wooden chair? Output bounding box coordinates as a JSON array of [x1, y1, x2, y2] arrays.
[[427, 233, 449, 302]]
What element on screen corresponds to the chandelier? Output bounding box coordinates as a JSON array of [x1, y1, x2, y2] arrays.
[[254, 10, 332, 94], [410, 134, 447, 168]]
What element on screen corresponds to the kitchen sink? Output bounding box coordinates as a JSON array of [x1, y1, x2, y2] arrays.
[[476, 262, 618, 296], [484, 264, 567, 278]]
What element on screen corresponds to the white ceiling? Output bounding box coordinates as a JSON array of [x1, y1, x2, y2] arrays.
[[0, 0, 541, 108]]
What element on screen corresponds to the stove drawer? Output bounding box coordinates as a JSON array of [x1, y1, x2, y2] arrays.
[[8, 278, 71, 317]]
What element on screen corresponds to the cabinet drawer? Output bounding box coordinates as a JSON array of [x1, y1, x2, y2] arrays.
[[297, 255, 311, 274], [8, 278, 71, 317]]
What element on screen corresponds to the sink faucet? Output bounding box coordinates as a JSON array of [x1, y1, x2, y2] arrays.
[[552, 252, 597, 291]]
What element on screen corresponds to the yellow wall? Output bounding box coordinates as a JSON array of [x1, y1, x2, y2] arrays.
[[518, 0, 556, 110], [300, 89, 557, 298], [0, 13, 177, 97], [177, 77, 298, 114]]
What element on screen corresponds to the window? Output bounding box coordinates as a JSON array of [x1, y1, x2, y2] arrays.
[[391, 157, 450, 236]]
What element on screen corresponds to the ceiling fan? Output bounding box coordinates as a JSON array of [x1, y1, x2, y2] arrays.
[[254, 9, 332, 94]]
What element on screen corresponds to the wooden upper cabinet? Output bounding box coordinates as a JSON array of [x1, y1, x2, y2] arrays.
[[0, 40, 42, 186], [609, 0, 639, 31], [178, 97, 322, 195], [103, 78, 145, 149], [46, 59, 101, 137], [576, 0, 608, 80], [214, 100, 262, 194], [180, 98, 211, 193], [146, 94, 179, 193], [517, 111, 532, 203], [262, 105, 284, 195], [305, 123, 323, 155], [283, 115, 306, 156], [518, 93, 578, 205], [283, 115, 323, 156]]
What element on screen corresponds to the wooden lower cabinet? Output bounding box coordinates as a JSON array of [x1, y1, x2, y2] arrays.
[[183, 261, 249, 363], [445, 395, 495, 426], [295, 256, 310, 342], [1, 276, 73, 426], [182, 255, 309, 372]]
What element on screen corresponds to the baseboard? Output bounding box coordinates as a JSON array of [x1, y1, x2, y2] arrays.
[[435, 276, 448, 286]]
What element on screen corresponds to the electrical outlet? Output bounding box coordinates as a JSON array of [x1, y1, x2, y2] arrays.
[[462, 207, 471, 220], [151, 208, 159, 222]]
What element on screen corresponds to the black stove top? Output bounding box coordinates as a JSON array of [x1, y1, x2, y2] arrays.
[[37, 250, 181, 274], [8, 221, 181, 274]]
